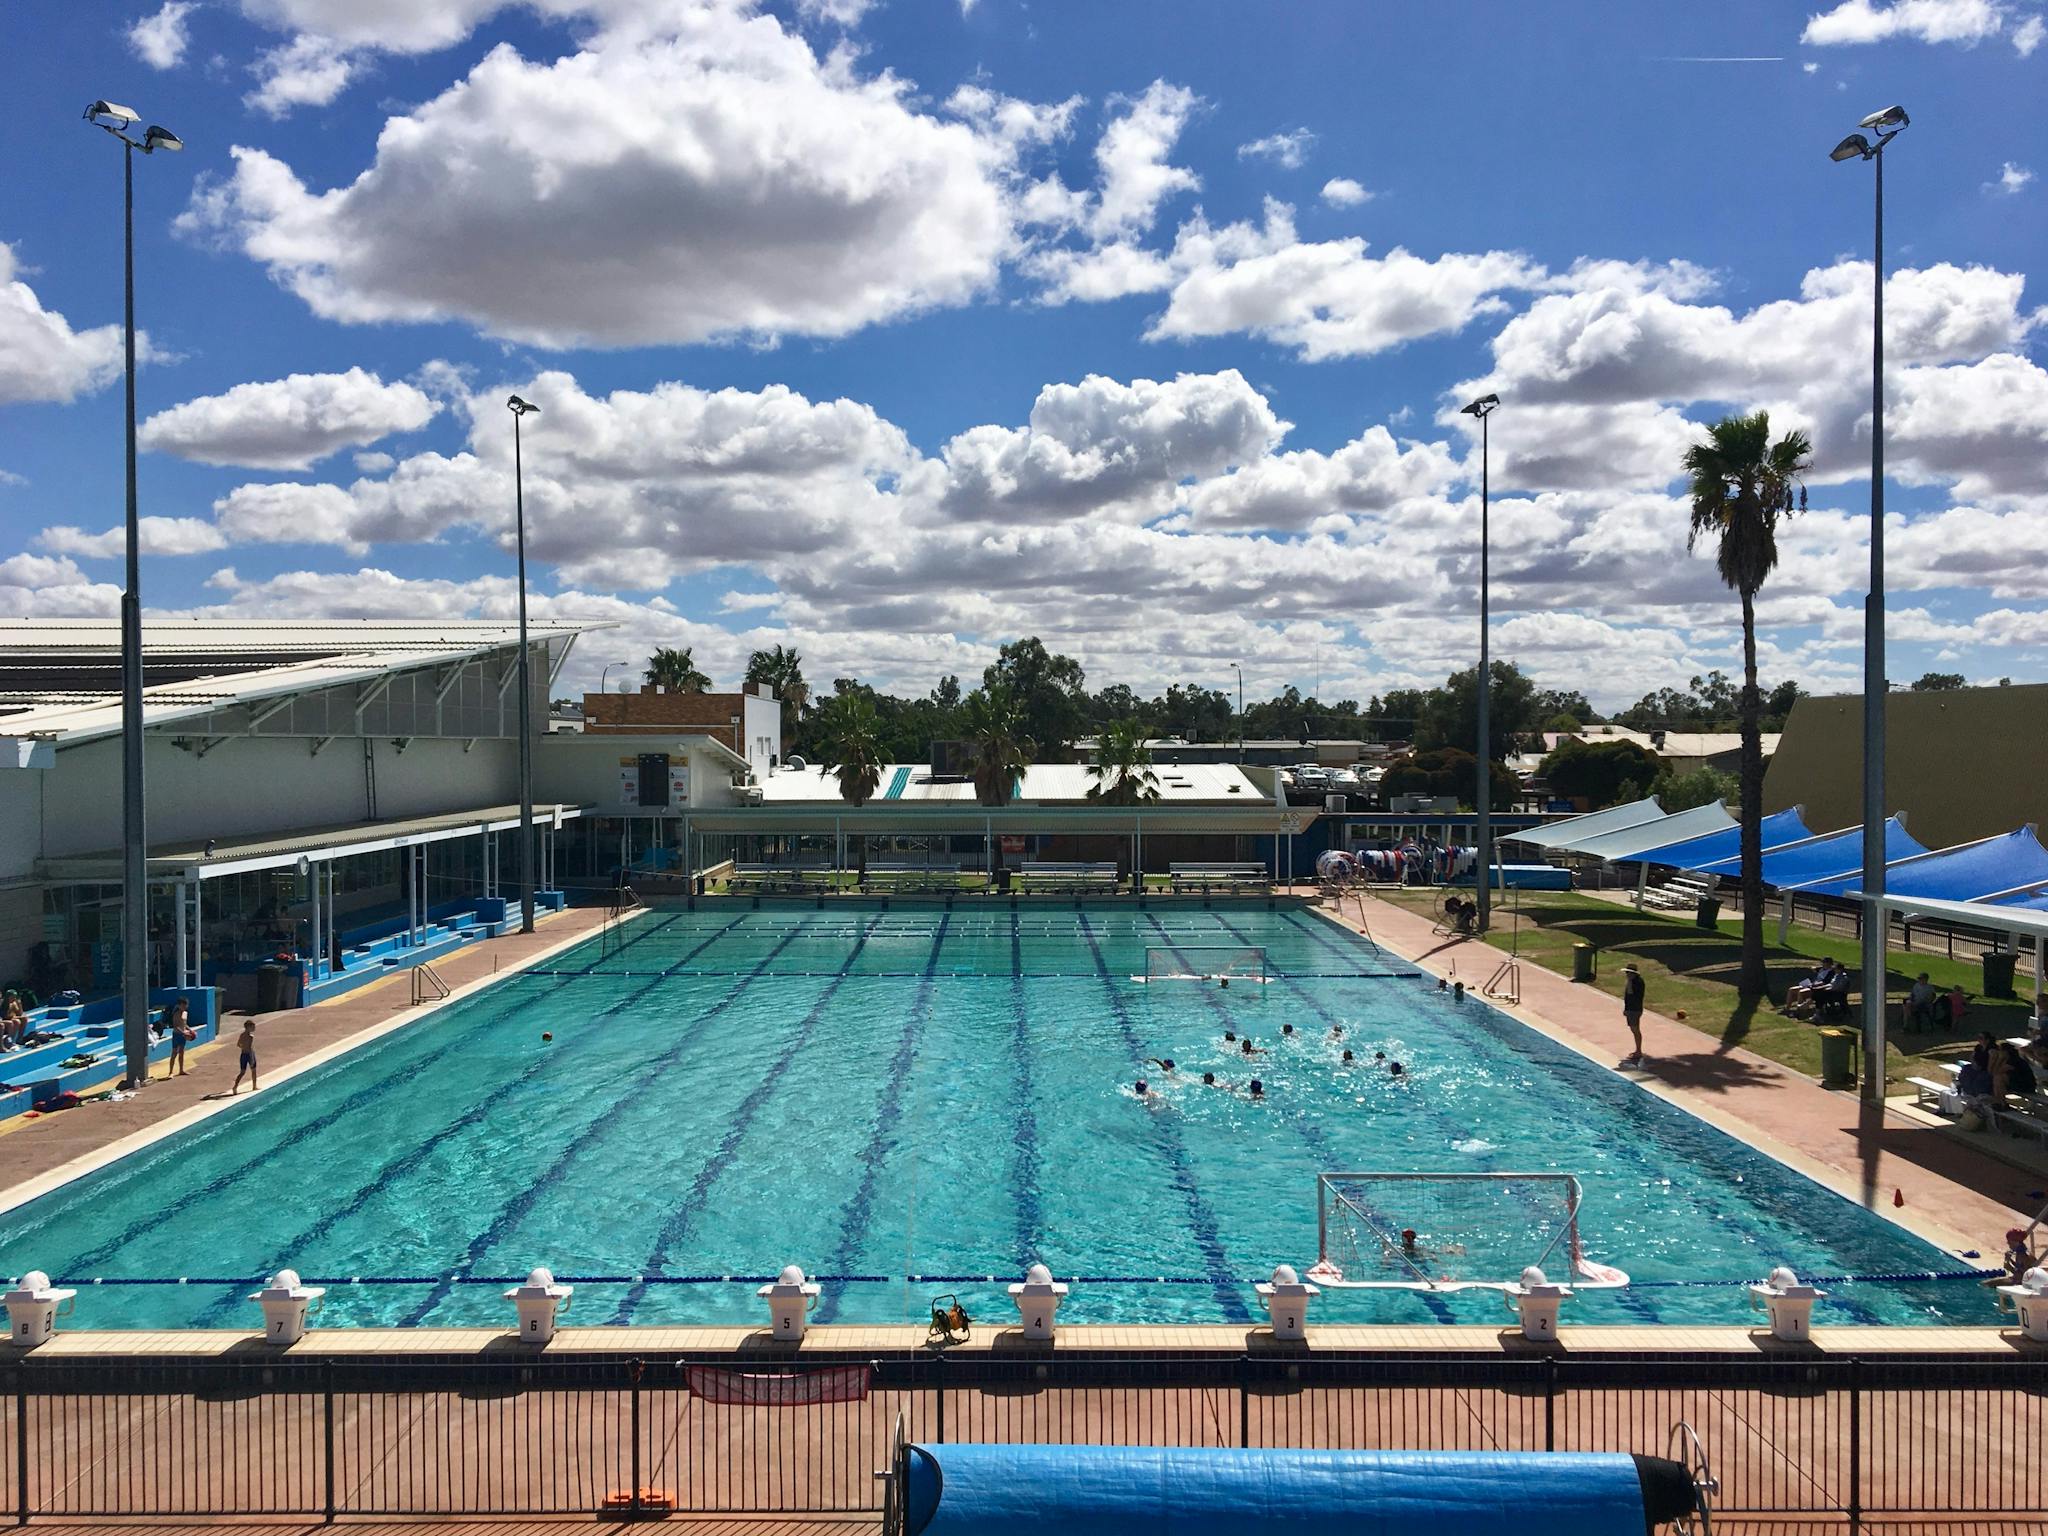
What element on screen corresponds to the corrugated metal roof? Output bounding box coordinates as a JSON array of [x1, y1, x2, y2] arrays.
[[0, 619, 603, 744]]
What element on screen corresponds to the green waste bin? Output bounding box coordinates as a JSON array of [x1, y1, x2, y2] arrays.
[[1819, 1027, 1857, 1087], [1981, 950, 2018, 1000], [1571, 942, 1597, 983], [1695, 896, 1723, 930]]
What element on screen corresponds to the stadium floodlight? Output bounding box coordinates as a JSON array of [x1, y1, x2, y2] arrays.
[[82, 97, 189, 1089], [1830, 103, 1909, 1102], [1461, 392, 1500, 932], [508, 395, 540, 934]]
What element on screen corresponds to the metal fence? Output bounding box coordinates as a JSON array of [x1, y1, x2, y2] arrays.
[[2, 1351, 2042, 1523]]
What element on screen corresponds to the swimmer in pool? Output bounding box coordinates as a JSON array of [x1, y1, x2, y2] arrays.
[[1201, 1071, 1217, 1086], [1240, 1038, 1265, 1056], [1341, 1049, 1355, 1063], [1224, 1030, 1237, 1043], [1436, 978, 1448, 993], [1452, 981, 1466, 1001], [1282, 1023, 1295, 1036], [1148, 1058, 1176, 1073], [1373, 1050, 1386, 1062], [1389, 1061, 1405, 1077], [1328, 1024, 1344, 1040], [1248, 1078, 1264, 1099]]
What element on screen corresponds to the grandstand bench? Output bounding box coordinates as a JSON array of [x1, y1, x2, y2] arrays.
[[1168, 862, 1270, 894]]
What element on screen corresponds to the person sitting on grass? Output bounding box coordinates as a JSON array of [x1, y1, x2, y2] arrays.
[[1947, 983, 1970, 1031]]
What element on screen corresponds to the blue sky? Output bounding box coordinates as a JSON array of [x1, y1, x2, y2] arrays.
[[2, 0, 2044, 708]]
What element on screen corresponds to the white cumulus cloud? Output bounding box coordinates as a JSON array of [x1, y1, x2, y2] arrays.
[[129, 1, 196, 68], [1802, 0, 2010, 47], [1987, 160, 2035, 194], [37, 518, 231, 559], [1320, 177, 1371, 207], [0, 243, 130, 405], [139, 368, 441, 469], [185, 9, 1043, 348]]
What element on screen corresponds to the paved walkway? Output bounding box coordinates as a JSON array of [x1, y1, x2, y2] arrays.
[[0, 906, 610, 1206], [1324, 892, 2042, 1256]]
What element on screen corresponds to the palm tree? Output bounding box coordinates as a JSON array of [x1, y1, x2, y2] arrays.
[[1683, 410, 1811, 997], [645, 645, 710, 692], [1086, 718, 1160, 805], [745, 644, 810, 750], [961, 686, 1034, 808], [815, 693, 886, 807]]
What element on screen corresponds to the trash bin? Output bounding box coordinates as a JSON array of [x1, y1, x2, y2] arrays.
[[1981, 950, 2018, 1000], [1818, 1027, 1857, 1087], [1695, 896, 1723, 930], [1571, 942, 1597, 983], [255, 963, 289, 1013], [995, 867, 1013, 893]]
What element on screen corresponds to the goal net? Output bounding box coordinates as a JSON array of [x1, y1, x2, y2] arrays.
[[1307, 1171, 1629, 1291], [1136, 946, 1270, 984]]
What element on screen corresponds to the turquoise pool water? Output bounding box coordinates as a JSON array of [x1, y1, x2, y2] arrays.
[[0, 904, 1992, 1328]]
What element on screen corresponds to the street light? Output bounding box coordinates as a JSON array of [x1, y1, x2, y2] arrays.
[[1460, 391, 1500, 935], [84, 99, 183, 1091], [1231, 663, 1244, 763], [599, 659, 631, 695], [1830, 104, 1907, 1102], [507, 394, 540, 936]]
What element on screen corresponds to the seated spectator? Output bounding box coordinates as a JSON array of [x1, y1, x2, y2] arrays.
[[2031, 993, 2048, 1039], [1786, 959, 1836, 1017], [1993, 1041, 2038, 1102], [1815, 965, 1853, 1021], [1905, 973, 1940, 1033], [1947, 984, 1969, 1030], [0, 991, 24, 1044]]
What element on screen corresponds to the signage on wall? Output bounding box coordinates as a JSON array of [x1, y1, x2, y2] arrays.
[[619, 757, 690, 806]]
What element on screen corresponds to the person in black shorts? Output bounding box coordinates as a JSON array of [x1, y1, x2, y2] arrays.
[[1621, 962, 1646, 1067]]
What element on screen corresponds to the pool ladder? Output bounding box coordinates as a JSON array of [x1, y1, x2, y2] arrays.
[[410, 962, 451, 1006]]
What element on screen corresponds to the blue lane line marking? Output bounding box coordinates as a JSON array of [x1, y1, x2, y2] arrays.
[[1148, 914, 1458, 1326], [1077, 911, 1248, 1323], [606, 913, 891, 1323], [812, 914, 953, 1325], [187, 916, 755, 1328], [61, 912, 706, 1288], [1009, 917, 1044, 1263], [388, 916, 825, 1326]]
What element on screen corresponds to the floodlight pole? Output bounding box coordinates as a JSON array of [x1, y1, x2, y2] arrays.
[[1832, 113, 1904, 1101], [86, 102, 182, 1090], [117, 135, 149, 1087], [1232, 663, 1244, 763], [1461, 394, 1500, 934], [509, 397, 538, 936]]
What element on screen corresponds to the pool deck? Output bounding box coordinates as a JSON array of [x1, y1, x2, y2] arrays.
[[1313, 890, 2042, 1260], [0, 903, 614, 1217]]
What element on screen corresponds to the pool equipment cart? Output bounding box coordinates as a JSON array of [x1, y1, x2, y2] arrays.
[[1007, 1263, 1068, 1339], [1749, 1266, 1825, 1342], [877, 1421, 1718, 1536], [250, 1268, 325, 1345], [2, 1271, 76, 1347], [1307, 1171, 1630, 1293], [759, 1264, 820, 1340], [506, 1266, 574, 1343]]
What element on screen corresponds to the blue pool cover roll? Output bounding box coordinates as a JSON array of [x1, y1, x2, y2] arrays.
[[904, 1443, 1689, 1536]]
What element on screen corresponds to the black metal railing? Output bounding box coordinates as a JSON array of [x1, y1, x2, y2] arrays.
[[2, 1350, 2042, 1523]]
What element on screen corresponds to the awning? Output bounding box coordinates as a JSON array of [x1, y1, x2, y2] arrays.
[[1690, 816, 1925, 885], [1626, 807, 1812, 872], [1865, 892, 2048, 943], [1507, 797, 1664, 851], [1551, 802, 1736, 863], [38, 802, 590, 882], [1796, 825, 2048, 901]]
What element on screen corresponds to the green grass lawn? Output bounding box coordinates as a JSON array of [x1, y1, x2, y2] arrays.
[[1374, 888, 2036, 1090]]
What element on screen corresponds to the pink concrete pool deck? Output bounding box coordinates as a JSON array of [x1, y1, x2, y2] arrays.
[[1316, 891, 2040, 1260]]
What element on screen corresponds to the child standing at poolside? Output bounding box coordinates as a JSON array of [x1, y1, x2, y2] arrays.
[[231, 1020, 258, 1094], [1621, 963, 1646, 1068]]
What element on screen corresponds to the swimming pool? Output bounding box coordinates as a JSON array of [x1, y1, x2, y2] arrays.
[[0, 904, 1992, 1328]]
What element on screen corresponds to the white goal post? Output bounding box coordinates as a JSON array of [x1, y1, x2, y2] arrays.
[[1134, 946, 1270, 984], [1308, 1170, 1629, 1292]]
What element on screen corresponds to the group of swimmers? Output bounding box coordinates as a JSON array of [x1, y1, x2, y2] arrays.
[[1133, 1022, 1408, 1102]]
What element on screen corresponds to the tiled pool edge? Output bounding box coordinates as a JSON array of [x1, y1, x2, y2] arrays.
[[0, 906, 638, 1224], [2, 1321, 2034, 1359], [1305, 899, 1999, 1262]]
